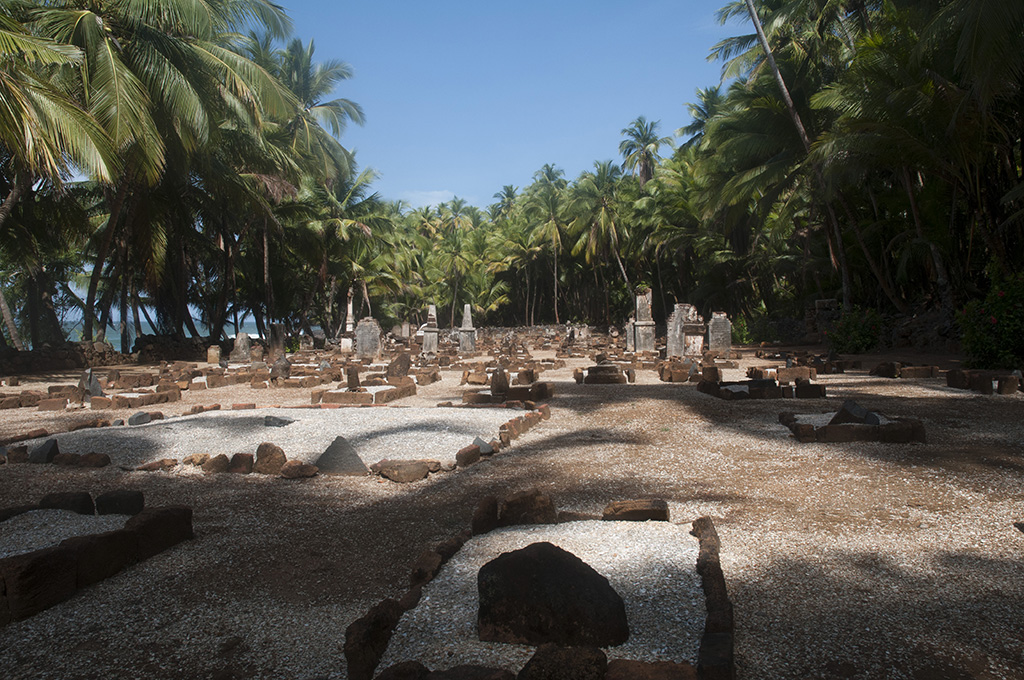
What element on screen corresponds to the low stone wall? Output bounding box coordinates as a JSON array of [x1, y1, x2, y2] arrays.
[[344, 489, 734, 680], [0, 342, 129, 375], [0, 492, 192, 626]]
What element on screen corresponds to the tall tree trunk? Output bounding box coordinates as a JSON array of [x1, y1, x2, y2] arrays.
[[553, 252, 559, 325], [263, 224, 273, 327], [744, 0, 851, 309], [836, 194, 909, 313], [0, 173, 30, 237], [902, 166, 956, 323], [84, 175, 134, 341]]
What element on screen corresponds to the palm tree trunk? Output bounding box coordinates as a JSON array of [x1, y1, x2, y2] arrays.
[[902, 166, 955, 322], [1, 285, 25, 350], [744, 0, 851, 309], [84, 175, 134, 341], [0, 173, 30, 236], [553, 253, 559, 325]]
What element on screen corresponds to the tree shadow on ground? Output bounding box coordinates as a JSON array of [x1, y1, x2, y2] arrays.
[[728, 547, 1024, 679]]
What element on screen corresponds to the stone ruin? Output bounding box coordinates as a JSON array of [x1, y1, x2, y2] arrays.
[[459, 303, 476, 354], [666, 303, 707, 359], [420, 304, 439, 358], [355, 318, 382, 361], [631, 290, 656, 354]]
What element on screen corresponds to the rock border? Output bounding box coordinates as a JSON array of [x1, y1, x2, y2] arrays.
[[345, 489, 732, 680], [0, 492, 193, 626]]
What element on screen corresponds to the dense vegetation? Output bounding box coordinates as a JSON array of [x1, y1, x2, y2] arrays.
[[1, 1, 1022, 366]]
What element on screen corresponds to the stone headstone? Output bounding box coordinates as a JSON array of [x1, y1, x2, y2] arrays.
[[477, 541, 629, 646], [229, 333, 251, 362], [624, 318, 635, 352], [299, 334, 314, 351], [270, 356, 291, 380], [346, 366, 361, 389], [206, 345, 221, 364], [345, 296, 355, 333], [401, 321, 411, 338], [28, 439, 60, 464], [461, 303, 474, 330], [708, 312, 732, 355], [635, 290, 653, 323], [666, 304, 687, 359], [250, 344, 265, 362], [633, 291, 656, 353], [387, 353, 411, 378], [315, 436, 369, 476], [355, 318, 382, 361], [269, 323, 287, 361], [78, 368, 104, 400]]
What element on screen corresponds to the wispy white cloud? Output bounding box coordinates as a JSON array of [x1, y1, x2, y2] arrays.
[[400, 189, 455, 208]]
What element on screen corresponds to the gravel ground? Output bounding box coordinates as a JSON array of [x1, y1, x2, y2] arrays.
[[0, 509, 130, 559], [1, 347, 1023, 679], [379, 521, 703, 671], [15, 407, 516, 469]]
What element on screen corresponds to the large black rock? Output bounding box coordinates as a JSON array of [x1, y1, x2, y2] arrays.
[[477, 542, 629, 646]]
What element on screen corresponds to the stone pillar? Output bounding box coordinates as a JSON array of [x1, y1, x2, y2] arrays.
[[355, 318, 382, 361], [421, 304, 439, 358], [666, 304, 686, 359], [707, 312, 732, 355], [681, 304, 706, 356], [459, 303, 476, 353], [625, 318, 635, 352], [229, 333, 251, 362], [345, 294, 355, 333], [633, 290, 656, 354], [268, 323, 287, 361]]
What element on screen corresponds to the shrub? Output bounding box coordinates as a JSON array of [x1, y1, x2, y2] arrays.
[[959, 275, 1024, 369], [826, 306, 883, 354]]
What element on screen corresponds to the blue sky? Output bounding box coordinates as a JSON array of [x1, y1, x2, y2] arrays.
[[282, 1, 741, 209]]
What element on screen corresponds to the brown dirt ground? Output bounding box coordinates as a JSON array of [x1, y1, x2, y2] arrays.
[[1, 346, 1023, 679]]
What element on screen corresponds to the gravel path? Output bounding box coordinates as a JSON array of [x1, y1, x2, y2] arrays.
[[1, 347, 1023, 679], [379, 521, 703, 671]]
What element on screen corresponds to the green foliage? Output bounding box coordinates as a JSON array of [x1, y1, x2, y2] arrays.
[[284, 335, 300, 353], [959, 276, 1024, 369], [826, 307, 884, 354]]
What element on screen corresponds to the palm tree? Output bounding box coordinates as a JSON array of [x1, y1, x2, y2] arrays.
[[523, 182, 568, 324], [619, 116, 672, 187]]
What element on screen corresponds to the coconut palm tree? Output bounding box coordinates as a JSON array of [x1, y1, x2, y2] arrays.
[[619, 116, 672, 187]]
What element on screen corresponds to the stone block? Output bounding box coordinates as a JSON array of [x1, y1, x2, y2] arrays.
[[946, 369, 969, 389], [602, 499, 669, 522], [96, 490, 144, 516], [40, 492, 94, 515], [60, 529, 138, 587], [456, 445, 481, 468], [37, 398, 68, 412], [0, 545, 78, 620], [227, 453, 254, 474], [123, 506, 193, 561], [280, 460, 318, 478], [322, 390, 373, 405]]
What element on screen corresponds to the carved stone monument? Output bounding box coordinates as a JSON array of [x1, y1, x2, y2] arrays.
[[421, 304, 439, 357], [666, 304, 686, 359], [682, 305, 706, 356], [459, 303, 476, 353], [708, 312, 732, 355], [355, 317, 382, 361], [345, 295, 355, 333], [229, 332, 251, 362], [633, 290, 656, 353]]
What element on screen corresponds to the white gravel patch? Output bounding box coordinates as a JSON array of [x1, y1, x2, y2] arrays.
[[379, 520, 704, 672], [20, 407, 515, 469], [794, 411, 893, 428], [0, 509, 130, 559]]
